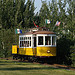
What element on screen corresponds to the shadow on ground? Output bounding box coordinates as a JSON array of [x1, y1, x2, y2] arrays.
[[0, 67, 58, 71]]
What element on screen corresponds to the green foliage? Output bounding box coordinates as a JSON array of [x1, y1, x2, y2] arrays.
[[70, 40, 75, 66], [22, 0, 35, 28], [0, 0, 35, 29], [39, 1, 50, 27], [0, 28, 16, 57], [56, 37, 72, 65]]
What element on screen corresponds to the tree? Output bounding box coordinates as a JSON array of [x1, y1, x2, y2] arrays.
[[23, 0, 35, 28], [48, 0, 58, 30], [39, 0, 50, 27], [66, 0, 75, 40], [57, 37, 72, 65], [0, 28, 16, 57]]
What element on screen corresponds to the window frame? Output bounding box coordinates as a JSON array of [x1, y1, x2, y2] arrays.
[[37, 34, 45, 47], [45, 36, 51, 46], [52, 36, 56, 46], [37, 34, 56, 47], [19, 35, 32, 48]]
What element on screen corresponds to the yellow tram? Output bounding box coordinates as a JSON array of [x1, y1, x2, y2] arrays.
[[12, 27, 56, 60]]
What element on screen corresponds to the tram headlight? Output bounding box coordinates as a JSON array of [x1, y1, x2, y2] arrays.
[[47, 50, 50, 53]]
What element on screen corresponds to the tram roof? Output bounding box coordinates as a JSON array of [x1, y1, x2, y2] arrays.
[[20, 31, 55, 35], [33, 31, 55, 34], [20, 27, 56, 35]]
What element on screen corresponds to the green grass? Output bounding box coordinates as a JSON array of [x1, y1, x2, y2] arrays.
[[0, 59, 75, 75]]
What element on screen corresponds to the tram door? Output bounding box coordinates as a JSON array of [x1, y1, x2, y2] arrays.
[[33, 37, 37, 55]]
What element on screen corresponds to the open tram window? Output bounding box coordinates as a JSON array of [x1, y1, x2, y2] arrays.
[[20, 37, 21, 40], [24, 41, 25, 47], [29, 37, 31, 47], [19, 36, 31, 47], [38, 36, 43, 45], [20, 41, 22, 47], [25, 41, 27, 47], [30, 41, 31, 46], [45, 36, 51, 45], [27, 41, 29, 47], [25, 38, 31, 47], [20, 41, 24, 47], [52, 36, 56, 45]]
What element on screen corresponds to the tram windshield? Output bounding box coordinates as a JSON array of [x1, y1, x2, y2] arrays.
[[45, 36, 51, 45], [38, 35, 56, 46], [52, 36, 56, 45], [38, 36, 43, 45]]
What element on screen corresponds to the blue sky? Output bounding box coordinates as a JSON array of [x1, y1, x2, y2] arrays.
[[25, 0, 50, 14], [26, 0, 68, 14], [34, 0, 50, 14], [34, 0, 42, 14]]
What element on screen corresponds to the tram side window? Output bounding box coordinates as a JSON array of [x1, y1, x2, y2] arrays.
[[20, 37, 31, 47], [20, 41, 21, 47], [29, 37, 31, 46], [38, 36, 43, 45], [20, 41, 24, 47], [27, 41, 29, 47], [45, 36, 51, 45], [52, 36, 56, 45], [24, 41, 28, 47], [24, 37, 31, 47]]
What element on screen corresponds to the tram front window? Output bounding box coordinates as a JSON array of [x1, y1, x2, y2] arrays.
[[52, 36, 56, 45], [38, 36, 43, 45], [45, 36, 51, 45]]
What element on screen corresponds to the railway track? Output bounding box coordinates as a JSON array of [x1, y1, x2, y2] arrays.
[[32, 62, 75, 71], [0, 58, 75, 71], [43, 63, 75, 71]]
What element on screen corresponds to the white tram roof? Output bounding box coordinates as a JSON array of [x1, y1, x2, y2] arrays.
[[20, 27, 55, 35]]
